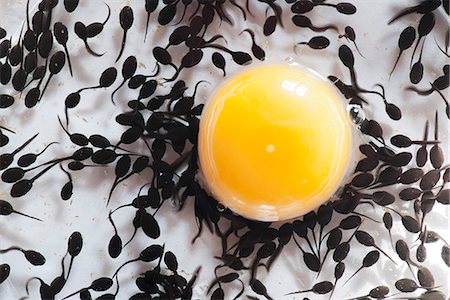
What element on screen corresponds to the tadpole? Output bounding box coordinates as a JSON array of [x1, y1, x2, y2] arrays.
[[297, 36, 330, 49], [0, 246, 45, 265], [389, 0, 441, 24], [17, 141, 58, 167], [390, 26, 416, 77], [241, 29, 265, 60], [64, 0, 79, 13], [40, 51, 66, 100], [0, 199, 42, 221], [292, 15, 338, 33], [116, 6, 134, 62], [144, 0, 159, 42], [54, 22, 73, 76], [342, 26, 364, 57], [108, 211, 123, 259], [212, 52, 226, 76], [263, 15, 277, 36], [343, 250, 380, 285]]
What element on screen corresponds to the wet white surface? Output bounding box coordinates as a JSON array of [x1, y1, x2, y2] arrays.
[[0, 1, 449, 299]]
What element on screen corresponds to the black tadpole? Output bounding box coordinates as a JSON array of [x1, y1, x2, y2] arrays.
[[286, 281, 334, 296], [343, 250, 380, 285], [144, 0, 158, 42], [341, 26, 364, 57], [116, 6, 134, 63], [388, 0, 441, 24], [108, 211, 123, 258], [240, 29, 265, 60], [390, 26, 416, 78], [40, 51, 66, 101], [0, 246, 45, 265], [0, 199, 42, 221], [293, 15, 338, 33], [64, 0, 79, 12], [54, 22, 73, 76], [212, 52, 226, 76], [297, 36, 330, 50]]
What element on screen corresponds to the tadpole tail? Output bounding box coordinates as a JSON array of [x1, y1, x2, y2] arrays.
[[188, 1, 201, 21], [107, 178, 119, 207], [63, 44, 73, 77], [343, 266, 363, 285], [269, 2, 283, 27], [164, 67, 182, 82], [14, 210, 43, 221], [406, 261, 417, 279], [388, 8, 415, 24], [39, 74, 53, 102], [107, 172, 133, 206], [26, 0, 31, 30], [112, 258, 139, 279], [352, 41, 365, 58], [65, 106, 70, 127], [0, 125, 15, 133], [110, 79, 126, 104], [110, 203, 132, 215], [405, 85, 433, 95], [375, 244, 397, 265], [174, 4, 188, 26], [328, 280, 337, 300], [123, 227, 138, 248], [435, 39, 450, 58], [144, 14, 150, 43], [230, 0, 248, 20], [61, 287, 84, 300], [410, 38, 422, 68], [25, 277, 42, 295], [102, 3, 111, 26], [84, 40, 105, 57], [388, 231, 394, 249], [0, 246, 22, 254], [389, 52, 402, 79], [12, 133, 39, 155], [285, 289, 309, 296], [430, 82, 449, 105], [115, 30, 128, 63], [311, 24, 339, 33], [266, 244, 283, 271]]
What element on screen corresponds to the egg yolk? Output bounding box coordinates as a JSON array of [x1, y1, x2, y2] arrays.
[[198, 64, 352, 221]]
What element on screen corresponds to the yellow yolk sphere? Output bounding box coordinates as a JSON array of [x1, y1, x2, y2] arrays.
[[198, 64, 352, 221]]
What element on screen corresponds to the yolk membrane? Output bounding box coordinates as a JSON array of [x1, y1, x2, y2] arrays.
[[198, 64, 352, 221]]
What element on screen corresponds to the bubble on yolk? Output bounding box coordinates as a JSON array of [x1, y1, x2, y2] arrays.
[[198, 64, 352, 221]]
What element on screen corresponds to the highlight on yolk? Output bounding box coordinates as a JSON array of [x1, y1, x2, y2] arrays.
[[198, 64, 353, 221]]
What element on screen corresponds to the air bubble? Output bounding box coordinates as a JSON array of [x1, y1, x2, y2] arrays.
[[347, 104, 366, 125], [217, 204, 226, 212]]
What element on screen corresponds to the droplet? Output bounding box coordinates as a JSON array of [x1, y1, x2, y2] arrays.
[[347, 104, 366, 125]]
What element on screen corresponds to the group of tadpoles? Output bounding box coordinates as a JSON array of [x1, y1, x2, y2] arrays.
[[0, 0, 449, 299]]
